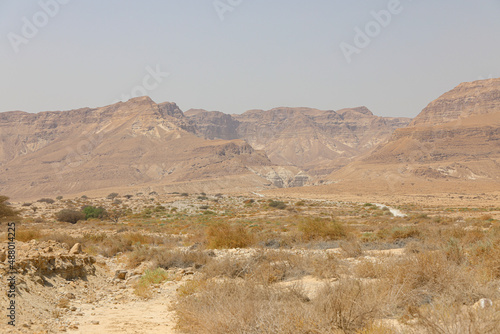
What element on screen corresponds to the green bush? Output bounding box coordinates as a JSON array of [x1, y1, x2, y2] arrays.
[[82, 206, 108, 220]]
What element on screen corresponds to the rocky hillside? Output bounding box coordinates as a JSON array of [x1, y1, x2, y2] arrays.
[[186, 106, 410, 176], [0, 97, 302, 199], [327, 78, 500, 189]]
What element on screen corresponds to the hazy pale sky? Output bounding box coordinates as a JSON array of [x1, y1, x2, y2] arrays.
[[1, 0, 499, 117]]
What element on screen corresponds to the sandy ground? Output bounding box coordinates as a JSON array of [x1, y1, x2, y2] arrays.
[[67, 282, 179, 334]]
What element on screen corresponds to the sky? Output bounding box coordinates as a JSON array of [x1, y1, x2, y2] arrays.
[[1, 0, 499, 118]]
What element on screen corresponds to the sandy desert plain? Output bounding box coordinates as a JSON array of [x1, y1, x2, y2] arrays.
[[0, 186, 499, 334]]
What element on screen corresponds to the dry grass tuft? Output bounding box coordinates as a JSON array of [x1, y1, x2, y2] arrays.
[[207, 222, 255, 249], [298, 217, 347, 241]]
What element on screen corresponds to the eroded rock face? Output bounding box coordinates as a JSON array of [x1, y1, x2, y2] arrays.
[[0, 240, 96, 280], [185, 107, 411, 176], [0, 98, 282, 199], [330, 78, 500, 183], [410, 78, 500, 126]]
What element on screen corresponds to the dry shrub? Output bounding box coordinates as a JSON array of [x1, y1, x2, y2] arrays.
[[309, 253, 339, 279], [15, 229, 43, 242], [469, 240, 500, 280], [384, 251, 479, 306], [299, 217, 347, 241], [463, 229, 486, 244], [175, 280, 320, 334], [127, 244, 156, 268], [207, 222, 255, 249], [340, 239, 363, 258], [407, 303, 500, 334], [177, 279, 207, 297], [175, 278, 386, 334], [153, 249, 210, 270], [390, 226, 421, 241], [314, 279, 382, 332], [354, 259, 385, 279], [202, 251, 334, 283]]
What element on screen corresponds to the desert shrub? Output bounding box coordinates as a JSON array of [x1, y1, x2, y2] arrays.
[[268, 200, 287, 209], [180, 193, 189, 197], [469, 240, 500, 280], [55, 209, 85, 224], [107, 192, 119, 199], [340, 239, 364, 258], [313, 279, 383, 332], [37, 198, 55, 204], [134, 268, 169, 298], [82, 206, 107, 220], [0, 196, 19, 222], [21, 202, 32, 207], [108, 208, 126, 223], [199, 205, 209, 210], [299, 217, 347, 241], [56, 196, 63, 200], [390, 226, 421, 240], [407, 302, 500, 334], [153, 250, 210, 270], [207, 223, 255, 249], [384, 250, 479, 307], [175, 278, 382, 334], [15, 229, 43, 242], [175, 280, 316, 334], [198, 196, 208, 200]]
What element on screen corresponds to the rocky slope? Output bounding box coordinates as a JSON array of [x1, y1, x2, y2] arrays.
[[0, 97, 304, 200], [186, 106, 410, 176], [325, 78, 500, 191]]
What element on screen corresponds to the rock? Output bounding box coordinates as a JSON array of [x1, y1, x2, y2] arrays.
[[90, 320, 100, 325], [474, 298, 493, 309], [115, 270, 128, 280], [126, 275, 141, 285], [69, 243, 83, 255]]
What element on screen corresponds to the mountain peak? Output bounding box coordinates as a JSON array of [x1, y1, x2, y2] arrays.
[[411, 78, 500, 127]]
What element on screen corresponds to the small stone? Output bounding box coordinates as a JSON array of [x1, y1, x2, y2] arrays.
[[69, 243, 83, 255], [90, 320, 100, 325], [474, 298, 493, 309], [70, 306, 77, 311], [115, 270, 128, 280]]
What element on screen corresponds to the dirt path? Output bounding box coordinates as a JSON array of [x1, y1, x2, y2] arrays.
[[64, 280, 179, 334], [54, 255, 183, 334]]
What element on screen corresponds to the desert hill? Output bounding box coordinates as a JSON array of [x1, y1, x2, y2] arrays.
[[185, 106, 410, 176], [0, 97, 298, 200], [312, 78, 500, 194]]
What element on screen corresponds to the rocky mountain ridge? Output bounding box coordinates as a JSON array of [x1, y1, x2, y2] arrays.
[[185, 106, 410, 175], [326, 78, 500, 189]]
